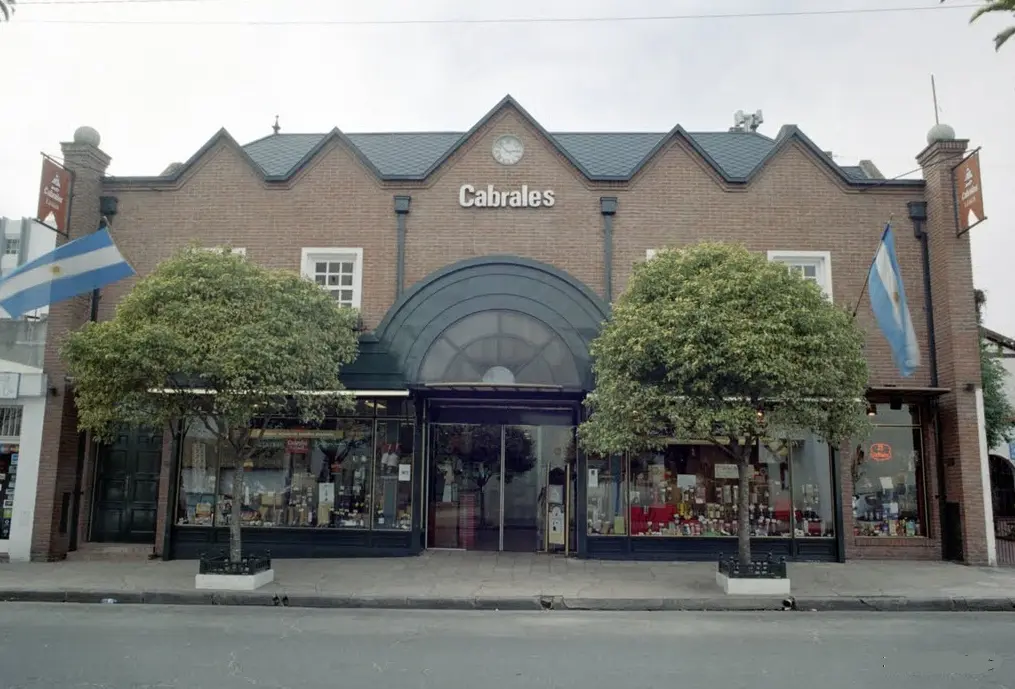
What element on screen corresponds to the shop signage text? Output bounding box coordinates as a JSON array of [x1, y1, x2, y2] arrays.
[[36, 156, 73, 234], [953, 149, 985, 236], [459, 184, 555, 209]]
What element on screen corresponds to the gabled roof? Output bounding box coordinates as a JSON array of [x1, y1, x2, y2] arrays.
[[104, 95, 924, 189], [983, 326, 1015, 352]]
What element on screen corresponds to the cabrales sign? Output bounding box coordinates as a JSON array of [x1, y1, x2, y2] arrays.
[[459, 184, 555, 209]]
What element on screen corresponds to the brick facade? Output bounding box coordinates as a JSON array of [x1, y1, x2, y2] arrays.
[[32, 99, 986, 563]]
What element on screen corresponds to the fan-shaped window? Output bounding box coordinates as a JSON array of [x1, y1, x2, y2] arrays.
[[419, 310, 581, 387]]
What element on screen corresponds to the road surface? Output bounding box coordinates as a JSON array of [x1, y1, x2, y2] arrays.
[[0, 604, 1010, 688]]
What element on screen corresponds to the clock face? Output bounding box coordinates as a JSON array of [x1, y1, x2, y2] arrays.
[[492, 135, 524, 165]]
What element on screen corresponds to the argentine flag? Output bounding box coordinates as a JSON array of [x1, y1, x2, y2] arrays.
[[0, 228, 135, 319], [869, 223, 920, 377]]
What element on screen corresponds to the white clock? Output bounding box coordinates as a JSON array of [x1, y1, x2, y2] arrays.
[[492, 134, 524, 165]]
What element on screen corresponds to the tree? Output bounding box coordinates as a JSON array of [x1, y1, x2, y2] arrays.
[[943, 0, 1015, 51], [63, 247, 360, 564], [579, 243, 870, 565], [975, 289, 1015, 448], [0, 1, 15, 22]]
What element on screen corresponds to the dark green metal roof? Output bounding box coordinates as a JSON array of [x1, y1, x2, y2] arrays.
[[243, 130, 865, 181]]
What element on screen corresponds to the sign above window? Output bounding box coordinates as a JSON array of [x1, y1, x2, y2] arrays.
[[459, 184, 555, 209]]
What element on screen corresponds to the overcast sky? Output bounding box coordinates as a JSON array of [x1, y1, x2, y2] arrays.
[[0, 0, 1009, 331]]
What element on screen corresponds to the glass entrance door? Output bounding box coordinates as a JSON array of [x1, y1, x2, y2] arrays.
[[426, 423, 573, 552]]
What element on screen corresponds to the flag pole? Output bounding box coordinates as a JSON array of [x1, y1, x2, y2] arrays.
[[851, 219, 893, 319]]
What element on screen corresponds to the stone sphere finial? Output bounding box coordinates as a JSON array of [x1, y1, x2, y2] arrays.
[[926, 123, 956, 145], [73, 126, 101, 147]]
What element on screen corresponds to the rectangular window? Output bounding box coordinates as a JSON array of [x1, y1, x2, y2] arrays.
[[301, 248, 364, 310], [4, 238, 19, 256], [767, 250, 833, 300], [586, 454, 627, 535], [0, 440, 19, 539], [851, 403, 927, 538], [788, 432, 836, 538], [175, 401, 415, 531], [372, 420, 414, 530], [587, 436, 837, 540]]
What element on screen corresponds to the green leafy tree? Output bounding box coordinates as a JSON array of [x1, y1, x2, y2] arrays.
[[975, 289, 1015, 448], [579, 243, 870, 565], [0, 1, 15, 22], [63, 247, 360, 564], [943, 0, 1015, 50]]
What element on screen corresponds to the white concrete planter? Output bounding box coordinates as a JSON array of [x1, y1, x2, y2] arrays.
[[195, 568, 275, 591], [716, 570, 791, 596]]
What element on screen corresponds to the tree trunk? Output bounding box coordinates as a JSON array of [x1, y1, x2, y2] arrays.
[[229, 463, 244, 563], [737, 457, 752, 566]]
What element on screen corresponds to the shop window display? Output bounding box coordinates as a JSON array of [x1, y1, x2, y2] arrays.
[[789, 433, 836, 538], [372, 420, 414, 530], [177, 425, 220, 526], [585, 454, 626, 535], [176, 409, 414, 531], [852, 404, 926, 538], [588, 437, 835, 540]]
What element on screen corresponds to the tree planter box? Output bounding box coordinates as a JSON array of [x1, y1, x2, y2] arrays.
[[195, 553, 274, 591], [716, 556, 790, 596]]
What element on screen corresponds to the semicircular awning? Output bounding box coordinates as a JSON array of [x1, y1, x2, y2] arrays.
[[374, 256, 609, 391]]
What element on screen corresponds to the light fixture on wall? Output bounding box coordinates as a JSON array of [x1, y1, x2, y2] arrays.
[[866, 402, 877, 417]]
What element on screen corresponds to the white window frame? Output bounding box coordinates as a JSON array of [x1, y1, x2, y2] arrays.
[[767, 250, 833, 301], [301, 247, 364, 310]]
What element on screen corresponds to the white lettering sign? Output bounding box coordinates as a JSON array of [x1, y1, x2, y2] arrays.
[[459, 184, 555, 209]]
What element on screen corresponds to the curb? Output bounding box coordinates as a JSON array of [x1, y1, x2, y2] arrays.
[[2, 589, 1015, 612]]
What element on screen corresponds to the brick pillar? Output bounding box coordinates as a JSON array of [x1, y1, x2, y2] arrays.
[[31, 128, 110, 560], [916, 129, 988, 564]]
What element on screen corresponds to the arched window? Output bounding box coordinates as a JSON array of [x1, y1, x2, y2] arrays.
[[419, 310, 581, 387]]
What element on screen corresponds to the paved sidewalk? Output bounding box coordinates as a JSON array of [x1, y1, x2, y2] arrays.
[[3, 551, 1015, 611]]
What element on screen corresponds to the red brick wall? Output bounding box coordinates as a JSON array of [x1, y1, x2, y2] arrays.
[[33, 104, 984, 563], [31, 142, 109, 561], [917, 139, 988, 564]]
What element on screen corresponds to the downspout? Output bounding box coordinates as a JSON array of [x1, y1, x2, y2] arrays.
[[394, 196, 411, 298], [908, 200, 948, 559], [161, 420, 186, 561], [600, 198, 617, 303]]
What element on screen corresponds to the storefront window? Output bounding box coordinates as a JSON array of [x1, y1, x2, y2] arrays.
[[373, 421, 414, 530], [788, 433, 836, 538], [176, 401, 417, 530], [852, 404, 926, 537], [588, 435, 838, 540], [177, 425, 219, 526], [0, 443, 20, 539], [629, 444, 745, 537], [755, 444, 792, 537], [586, 454, 626, 535]]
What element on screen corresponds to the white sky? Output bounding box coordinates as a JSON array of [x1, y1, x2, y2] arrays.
[[0, 0, 1010, 332]]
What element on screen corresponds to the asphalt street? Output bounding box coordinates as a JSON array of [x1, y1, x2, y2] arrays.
[[0, 604, 1011, 688]]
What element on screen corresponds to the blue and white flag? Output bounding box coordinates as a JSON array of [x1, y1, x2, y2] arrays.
[[0, 228, 135, 319], [869, 223, 920, 377]]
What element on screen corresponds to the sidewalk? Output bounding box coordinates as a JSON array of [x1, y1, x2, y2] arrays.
[[3, 551, 1015, 612]]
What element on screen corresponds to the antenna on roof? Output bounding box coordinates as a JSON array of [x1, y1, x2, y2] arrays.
[[730, 109, 764, 133], [272, 115, 281, 135], [930, 74, 941, 126]]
